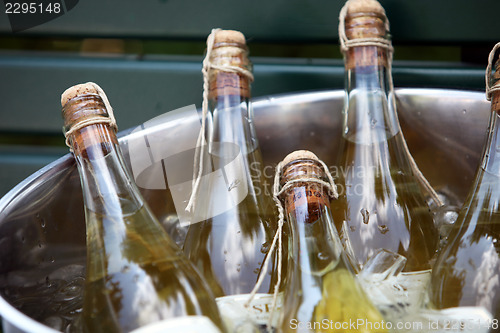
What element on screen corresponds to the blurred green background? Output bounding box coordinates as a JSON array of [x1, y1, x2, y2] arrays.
[[0, 0, 497, 197]]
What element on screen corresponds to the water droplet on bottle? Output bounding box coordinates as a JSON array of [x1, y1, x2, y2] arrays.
[[370, 119, 377, 128], [317, 252, 329, 260], [349, 226, 356, 232], [496, 146, 500, 153], [462, 109, 467, 114], [360, 208, 370, 224], [253, 268, 260, 274], [378, 224, 389, 234], [121, 265, 130, 273], [134, 274, 140, 283], [38, 241, 43, 248], [224, 250, 228, 255], [50, 256, 55, 263]]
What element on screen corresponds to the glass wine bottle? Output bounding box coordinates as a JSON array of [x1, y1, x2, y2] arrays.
[[182, 30, 282, 329], [61, 82, 223, 332], [330, 0, 438, 274], [428, 46, 500, 323], [278, 150, 387, 333]]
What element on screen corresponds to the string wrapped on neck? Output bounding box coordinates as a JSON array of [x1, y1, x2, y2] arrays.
[[338, 0, 393, 55], [62, 82, 117, 149], [244, 152, 338, 331], [486, 42, 500, 101]]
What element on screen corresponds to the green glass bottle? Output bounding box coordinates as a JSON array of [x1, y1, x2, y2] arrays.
[[62, 83, 223, 332], [181, 30, 282, 330], [428, 48, 500, 323], [278, 150, 387, 333], [330, 0, 438, 273]]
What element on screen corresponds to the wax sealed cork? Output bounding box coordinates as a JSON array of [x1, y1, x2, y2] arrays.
[[208, 29, 251, 99], [342, 0, 390, 69]]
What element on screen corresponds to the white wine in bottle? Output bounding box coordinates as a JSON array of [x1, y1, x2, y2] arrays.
[[428, 45, 500, 324], [331, 0, 438, 274], [182, 30, 283, 330], [278, 151, 387, 333], [61, 83, 223, 332]]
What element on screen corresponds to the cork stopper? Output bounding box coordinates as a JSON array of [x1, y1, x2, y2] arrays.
[[61, 82, 99, 107], [340, 0, 391, 69], [213, 30, 246, 46], [343, 0, 388, 41], [345, 0, 385, 16], [61, 82, 117, 150], [282, 150, 319, 167], [207, 29, 252, 99]]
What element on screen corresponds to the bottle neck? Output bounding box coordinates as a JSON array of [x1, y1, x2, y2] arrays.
[[343, 46, 399, 145], [281, 160, 345, 276], [68, 116, 143, 216], [206, 44, 257, 155], [208, 87, 258, 155], [482, 93, 500, 176]]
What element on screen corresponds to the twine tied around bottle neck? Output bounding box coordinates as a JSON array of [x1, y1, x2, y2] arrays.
[[338, 0, 394, 55], [62, 82, 117, 149], [185, 29, 255, 213], [244, 156, 338, 331], [485, 42, 500, 101]]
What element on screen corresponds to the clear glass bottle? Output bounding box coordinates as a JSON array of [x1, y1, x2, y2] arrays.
[[62, 83, 223, 332], [182, 30, 282, 328], [278, 151, 387, 333], [428, 53, 500, 320], [330, 0, 438, 273]]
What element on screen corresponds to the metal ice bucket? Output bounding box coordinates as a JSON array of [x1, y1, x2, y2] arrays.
[[0, 88, 490, 333]]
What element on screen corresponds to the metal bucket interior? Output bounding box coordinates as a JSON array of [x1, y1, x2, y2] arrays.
[[0, 88, 490, 333]]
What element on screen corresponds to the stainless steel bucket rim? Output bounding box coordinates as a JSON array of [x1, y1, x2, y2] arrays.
[[0, 87, 490, 332]]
